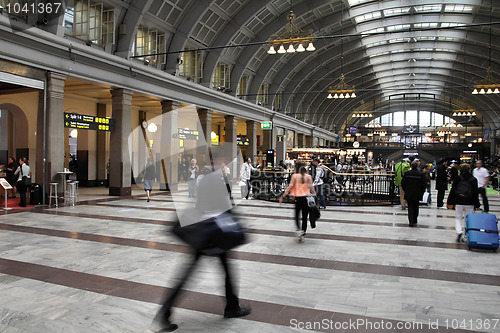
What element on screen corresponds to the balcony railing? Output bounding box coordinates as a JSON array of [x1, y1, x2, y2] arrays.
[[248, 165, 398, 205]]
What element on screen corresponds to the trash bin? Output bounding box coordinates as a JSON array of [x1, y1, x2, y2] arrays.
[[30, 184, 42, 205]]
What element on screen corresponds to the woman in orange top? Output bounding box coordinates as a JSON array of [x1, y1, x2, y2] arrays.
[[279, 161, 316, 242]]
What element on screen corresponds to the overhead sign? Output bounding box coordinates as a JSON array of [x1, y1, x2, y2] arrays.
[[178, 128, 199, 140], [64, 113, 114, 132], [237, 136, 249, 146], [261, 122, 272, 129]]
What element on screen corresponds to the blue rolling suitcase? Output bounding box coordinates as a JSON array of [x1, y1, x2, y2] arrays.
[[465, 213, 499, 251]]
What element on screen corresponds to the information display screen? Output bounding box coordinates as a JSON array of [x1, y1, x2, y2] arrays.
[[178, 128, 199, 140], [64, 113, 114, 132]]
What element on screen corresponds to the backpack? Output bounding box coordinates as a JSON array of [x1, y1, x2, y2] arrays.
[[455, 176, 473, 201], [395, 161, 410, 185]]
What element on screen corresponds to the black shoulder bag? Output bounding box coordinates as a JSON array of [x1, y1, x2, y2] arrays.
[[20, 166, 32, 187]]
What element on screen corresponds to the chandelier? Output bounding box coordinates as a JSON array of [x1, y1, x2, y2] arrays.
[[365, 123, 381, 128], [472, 67, 500, 95], [327, 74, 356, 99], [452, 109, 476, 117], [267, 11, 315, 54], [352, 112, 372, 118]]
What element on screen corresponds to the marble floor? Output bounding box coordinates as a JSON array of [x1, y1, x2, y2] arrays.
[[0, 183, 499, 333]]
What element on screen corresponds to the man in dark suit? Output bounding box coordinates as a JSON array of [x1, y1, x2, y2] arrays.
[[435, 159, 449, 208], [402, 161, 427, 227]]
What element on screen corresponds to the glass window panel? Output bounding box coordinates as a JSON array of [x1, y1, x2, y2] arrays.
[[419, 111, 431, 127], [415, 5, 442, 12], [393, 111, 405, 126], [383, 7, 411, 17], [88, 4, 102, 44], [444, 5, 473, 13], [102, 9, 115, 45], [405, 111, 418, 126], [347, 0, 372, 6], [74, 0, 89, 40], [433, 113, 444, 126], [64, 6, 75, 35], [257, 84, 269, 105], [381, 114, 392, 126], [237, 75, 248, 99]]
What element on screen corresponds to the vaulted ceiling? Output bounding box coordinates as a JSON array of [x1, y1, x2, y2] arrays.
[[123, 0, 500, 133]]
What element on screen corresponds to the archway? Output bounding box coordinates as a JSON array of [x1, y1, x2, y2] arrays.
[[0, 103, 30, 166]]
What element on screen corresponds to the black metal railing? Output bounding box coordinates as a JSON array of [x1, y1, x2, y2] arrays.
[[248, 166, 398, 205]]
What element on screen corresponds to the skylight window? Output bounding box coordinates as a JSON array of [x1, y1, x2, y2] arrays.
[[386, 24, 410, 32], [365, 40, 387, 48], [354, 11, 382, 23], [437, 36, 456, 41], [368, 51, 390, 58], [347, 0, 373, 7], [417, 36, 436, 41], [444, 5, 473, 13], [414, 5, 442, 13], [383, 7, 411, 17], [414, 23, 439, 29], [363, 27, 385, 35], [440, 22, 465, 28], [389, 37, 411, 43]]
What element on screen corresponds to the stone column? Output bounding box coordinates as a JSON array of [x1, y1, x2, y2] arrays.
[[262, 128, 273, 151], [197, 108, 213, 166], [246, 120, 258, 163], [305, 135, 313, 148], [96, 103, 107, 186], [276, 133, 286, 165], [160, 100, 180, 192], [297, 133, 304, 148], [109, 89, 133, 196], [224, 115, 238, 180], [36, 72, 67, 199]]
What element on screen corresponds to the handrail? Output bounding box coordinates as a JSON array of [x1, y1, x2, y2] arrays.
[[257, 166, 395, 177], [322, 165, 394, 177]]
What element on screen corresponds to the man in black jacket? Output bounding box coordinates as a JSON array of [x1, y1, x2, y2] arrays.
[[447, 163, 480, 242], [435, 159, 449, 208], [402, 161, 427, 227]]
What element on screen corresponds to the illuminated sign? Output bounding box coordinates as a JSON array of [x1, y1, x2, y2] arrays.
[[237, 137, 249, 146], [64, 113, 114, 132], [178, 128, 199, 140], [261, 122, 272, 129]]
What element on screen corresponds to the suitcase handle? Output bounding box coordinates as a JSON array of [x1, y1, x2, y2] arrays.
[[466, 228, 499, 234]]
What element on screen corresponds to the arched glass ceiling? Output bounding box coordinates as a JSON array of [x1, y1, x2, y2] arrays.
[[137, 0, 500, 131], [349, 1, 477, 100]]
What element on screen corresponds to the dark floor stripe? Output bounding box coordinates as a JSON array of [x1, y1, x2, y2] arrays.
[[0, 222, 497, 287], [37, 210, 463, 250], [106, 197, 465, 219], [0, 257, 470, 333], [92, 202, 459, 230]]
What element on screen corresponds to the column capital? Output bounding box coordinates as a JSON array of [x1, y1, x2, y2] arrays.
[[47, 71, 67, 82], [246, 119, 257, 129], [161, 100, 181, 112], [197, 108, 213, 120], [224, 115, 238, 127], [110, 88, 134, 103], [47, 72, 67, 100]]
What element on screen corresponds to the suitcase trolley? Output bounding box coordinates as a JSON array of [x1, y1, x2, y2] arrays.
[[465, 213, 499, 251]]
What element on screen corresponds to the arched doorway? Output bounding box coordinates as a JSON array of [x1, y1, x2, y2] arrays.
[[0, 103, 30, 167]]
